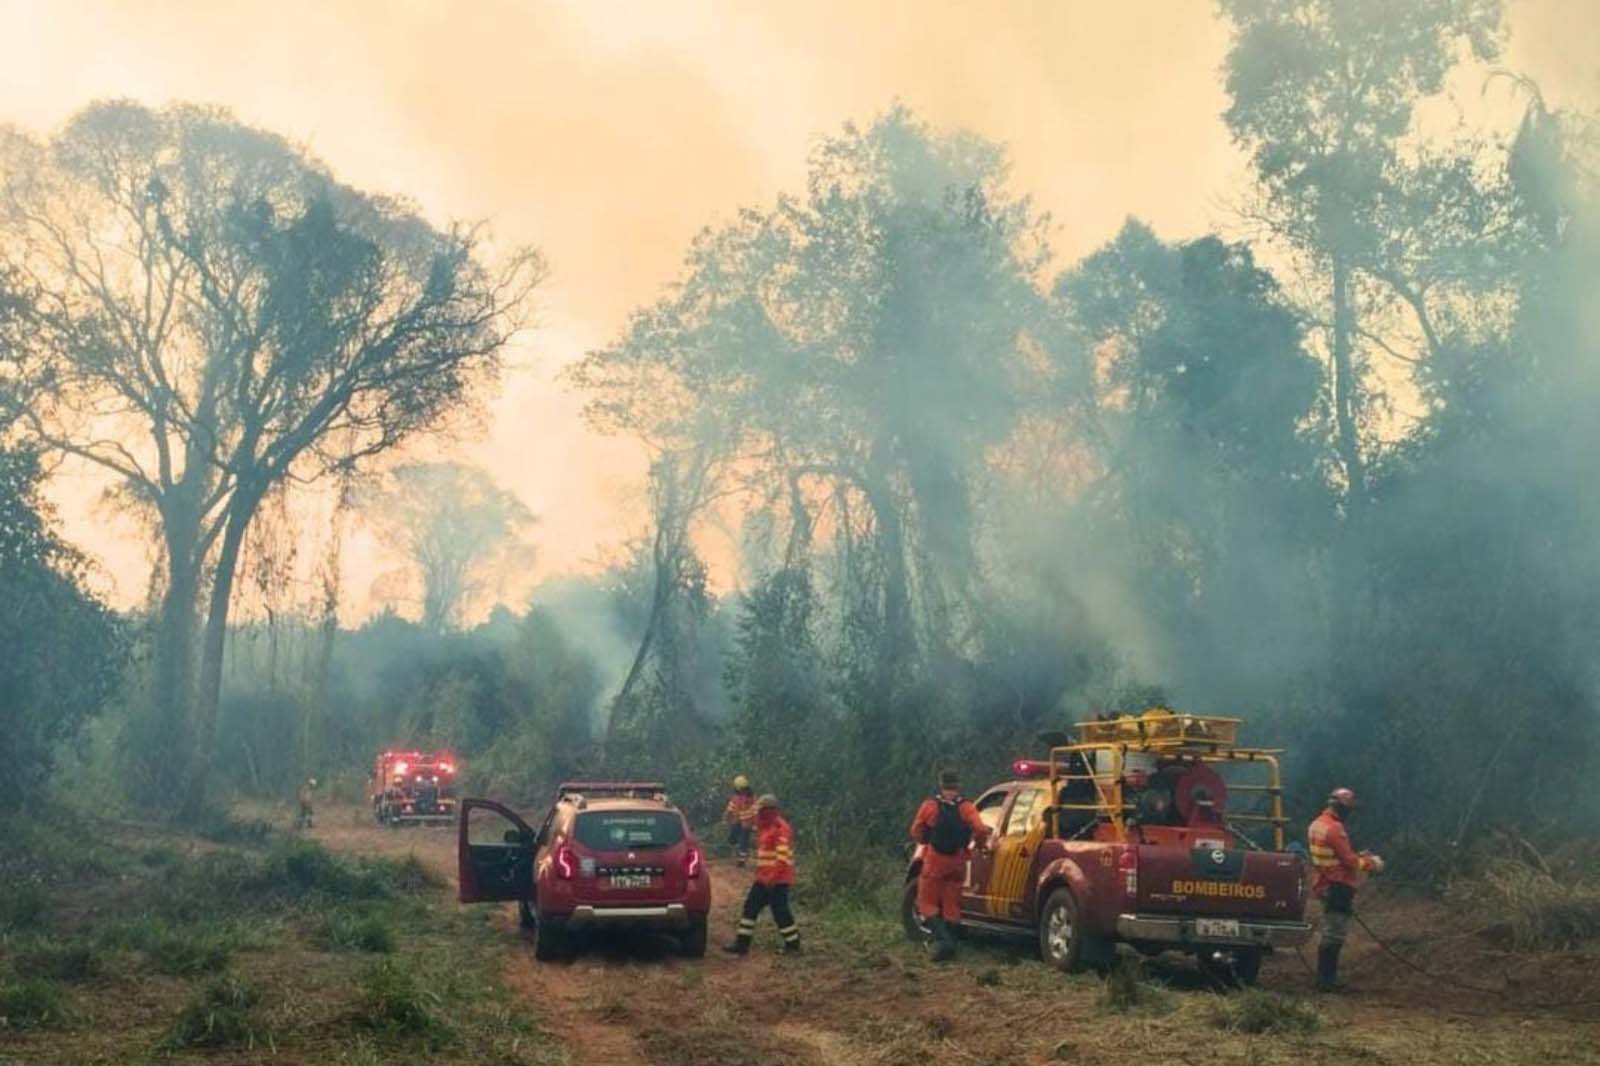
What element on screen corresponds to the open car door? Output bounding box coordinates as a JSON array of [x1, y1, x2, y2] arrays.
[[458, 798, 536, 904]]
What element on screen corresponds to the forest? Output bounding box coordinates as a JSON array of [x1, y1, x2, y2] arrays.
[[3, 0, 1597, 878]]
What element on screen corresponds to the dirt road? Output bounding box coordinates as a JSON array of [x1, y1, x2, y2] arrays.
[[312, 805, 1600, 1066]]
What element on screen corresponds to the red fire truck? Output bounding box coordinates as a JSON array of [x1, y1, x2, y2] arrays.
[[371, 749, 459, 826], [903, 708, 1311, 984]]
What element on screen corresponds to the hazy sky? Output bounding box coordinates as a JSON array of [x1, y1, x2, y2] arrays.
[[3, 0, 1596, 618]]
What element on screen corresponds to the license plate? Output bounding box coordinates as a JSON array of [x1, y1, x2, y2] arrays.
[[608, 874, 653, 889], [1196, 918, 1241, 939]]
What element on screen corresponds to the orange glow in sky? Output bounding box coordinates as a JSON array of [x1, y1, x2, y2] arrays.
[[3, 0, 1595, 620]]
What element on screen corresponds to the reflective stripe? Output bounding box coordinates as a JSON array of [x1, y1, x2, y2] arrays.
[[738, 919, 756, 931]]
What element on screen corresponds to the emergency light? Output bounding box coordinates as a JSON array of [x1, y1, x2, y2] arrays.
[[1012, 759, 1049, 778]]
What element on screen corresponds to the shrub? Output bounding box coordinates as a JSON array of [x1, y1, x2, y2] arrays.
[[0, 882, 51, 933], [318, 910, 397, 953], [0, 977, 66, 1029], [198, 813, 278, 847], [138, 845, 181, 868], [161, 975, 267, 1050], [1206, 990, 1323, 1035], [13, 939, 104, 983], [353, 958, 449, 1043]]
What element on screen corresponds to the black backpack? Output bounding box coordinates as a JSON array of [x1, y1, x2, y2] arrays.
[[927, 795, 973, 855]]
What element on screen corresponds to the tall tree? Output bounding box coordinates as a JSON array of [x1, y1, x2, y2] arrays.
[[0, 101, 542, 816], [1059, 221, 1331, 703], [573, 107, 1056, 777], [360, 461, 536, 633], [1219, 0, 1505, 519]]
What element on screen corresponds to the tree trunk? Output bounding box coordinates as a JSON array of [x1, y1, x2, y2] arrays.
[[182, 484, 262, 821], [1331, 258, 1366, 518], [1329, 257, 1368, 674], [142, 504, 202, 806]]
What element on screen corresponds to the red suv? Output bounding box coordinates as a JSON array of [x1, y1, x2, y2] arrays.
[[458, 781, 712, 960]]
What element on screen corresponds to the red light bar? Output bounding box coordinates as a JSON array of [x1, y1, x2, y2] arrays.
[[1012, 759, 1049, 778]]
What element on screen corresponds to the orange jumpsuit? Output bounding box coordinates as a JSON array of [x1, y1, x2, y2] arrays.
[[910, 796, 990, 922]]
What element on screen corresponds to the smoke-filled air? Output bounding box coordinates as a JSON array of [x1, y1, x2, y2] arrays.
[[3, 2, 1598, 1062]]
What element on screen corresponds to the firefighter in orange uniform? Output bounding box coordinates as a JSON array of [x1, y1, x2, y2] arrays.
[[723, 774, 757, 867], [910, 769, 991, 961], [1307, 787, 1384, 992], [724, 794, 800, 955]]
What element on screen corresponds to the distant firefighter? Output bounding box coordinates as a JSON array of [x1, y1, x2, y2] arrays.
[[297, 777, 318, 830], [724, 774, 757, 867]]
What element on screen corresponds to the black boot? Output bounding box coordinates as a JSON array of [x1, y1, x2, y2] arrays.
[[927, 917, 956, 962], [1316, 943, 1344, 993], [722, 933, 751, 955]]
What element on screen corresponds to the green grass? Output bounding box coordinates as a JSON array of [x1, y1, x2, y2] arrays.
[[1, 804, 562, 1064], [317, 908, 398, 953], [144, 928, 234, 976], [0, 975, 68, 1029], [352, 957, 452, 1045], [0, 882, 52, 933], [160, 974, 270, 1050], [10, 938, 105, 983]]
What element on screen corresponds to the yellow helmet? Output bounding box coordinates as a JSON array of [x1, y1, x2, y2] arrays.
[[732, 774, 750, 790]]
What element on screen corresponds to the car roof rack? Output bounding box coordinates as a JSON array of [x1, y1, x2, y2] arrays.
[[555, 781, 670, 807]]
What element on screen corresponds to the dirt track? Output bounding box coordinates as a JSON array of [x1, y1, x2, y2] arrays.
[[312, 805, 1600, 1066]]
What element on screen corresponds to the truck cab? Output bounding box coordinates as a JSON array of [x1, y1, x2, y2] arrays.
[[902, 708, 1311, 984]]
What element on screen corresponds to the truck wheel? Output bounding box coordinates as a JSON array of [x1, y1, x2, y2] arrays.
[[679, 916, 708, 958], [533, 914, 569, 962], [1039, 888, 1087, 972], [901, 880, 932, 943], [1232, 948, 1262, 987]]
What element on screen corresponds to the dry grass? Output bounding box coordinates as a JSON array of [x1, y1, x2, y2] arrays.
[[1447, 857, 1600, 950]]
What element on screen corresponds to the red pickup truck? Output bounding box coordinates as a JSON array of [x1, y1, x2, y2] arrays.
[[902, 709, 1311, 984]]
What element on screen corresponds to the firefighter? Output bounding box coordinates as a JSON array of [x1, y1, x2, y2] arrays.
[[297, 777, 318, 830], [909, 769, 991, 962], [724, 794, 800, 955], [1307, 787, 1384, 992], [723, 774, 757, 867]]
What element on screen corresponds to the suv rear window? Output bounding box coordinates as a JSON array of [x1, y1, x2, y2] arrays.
[[573, 810, 684, 850]]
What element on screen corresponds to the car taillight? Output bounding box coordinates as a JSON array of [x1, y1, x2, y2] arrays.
[[684, 846, 703, 879], [554, 844, 577, 880], [1118, 848, 1138, 900]]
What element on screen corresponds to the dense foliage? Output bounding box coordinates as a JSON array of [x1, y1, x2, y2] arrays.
[[0, 450, 124, 809]]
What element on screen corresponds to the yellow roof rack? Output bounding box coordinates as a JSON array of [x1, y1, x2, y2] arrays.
[[1075, 707, 1242, 749]]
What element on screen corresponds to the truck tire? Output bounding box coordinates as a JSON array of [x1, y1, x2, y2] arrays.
[[1234, 948, 1262, 986], [679, 916, 708, 958], [901, 880, 932, 943], [533, 914, 569, 962], [1039, 888, 1088, 972]]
